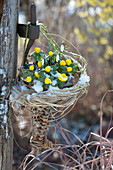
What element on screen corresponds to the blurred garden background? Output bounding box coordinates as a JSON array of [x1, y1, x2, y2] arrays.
[[14, 0, 113, 169]]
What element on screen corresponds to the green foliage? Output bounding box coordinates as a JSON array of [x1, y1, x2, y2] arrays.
[[19, 48, 80, 90]]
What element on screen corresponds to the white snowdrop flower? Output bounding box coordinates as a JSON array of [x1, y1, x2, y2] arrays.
[[41, 58, 44, 65], [61, 45, 64, 52], [56, 55, 59, 62]]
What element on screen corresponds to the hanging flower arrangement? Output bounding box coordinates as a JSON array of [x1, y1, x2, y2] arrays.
[[10, 23, 90, 152], [19, 46, 86, 92]]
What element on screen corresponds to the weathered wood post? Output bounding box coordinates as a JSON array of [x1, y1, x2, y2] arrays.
[[0, 0, 20, 169]]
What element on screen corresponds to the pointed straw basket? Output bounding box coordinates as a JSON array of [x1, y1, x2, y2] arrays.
[[10, 23, 90, 151]]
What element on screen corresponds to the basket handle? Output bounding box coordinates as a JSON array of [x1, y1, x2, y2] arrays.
[[39, 23, 87, 73]]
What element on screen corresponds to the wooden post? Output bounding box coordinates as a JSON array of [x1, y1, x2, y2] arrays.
[[0, 0, 20, 169]]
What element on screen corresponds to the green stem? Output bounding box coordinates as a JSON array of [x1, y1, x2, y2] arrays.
[[39, 23, 87, 73], [21, 23, 29, 66]]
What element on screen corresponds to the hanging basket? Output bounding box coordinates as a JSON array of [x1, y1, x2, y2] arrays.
[[10, 23, 90, 151]]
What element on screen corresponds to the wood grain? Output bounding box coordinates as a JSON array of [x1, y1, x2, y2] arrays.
[[0, 0, 20, 169]]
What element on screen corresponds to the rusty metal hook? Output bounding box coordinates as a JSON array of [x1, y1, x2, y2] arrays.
[[17, 3, 40, 65]]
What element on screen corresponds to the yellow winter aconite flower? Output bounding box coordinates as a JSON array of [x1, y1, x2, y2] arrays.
[[74, 28, 80, 35], [38, 61, 42, 67], [76, 0, 86, 7], [29, 65, 34, 71], [87, 17, 94, 24], [78, 11, 88, 17], [104, 6, 112, 13], [58, 74, 68, 81], [99, 17, 107, 24], [45, 78, 52, 84], [98, 57, 104, 64], [107, 0, 113, 6], [74, 28, 88, 43], [45, 66, 50, 72], [60, 60, 66, 66], [87, 47, 94, 52], [98, 1, 106, 7], [105, 46, 113, 55], [67, 67, 72, 72], [26, 76, 32, 82], [87, 0, 97, 6], [104, 28, 111, 33], [104, 54, 110, 60], [35, 72, 40, 78], [49, 51, 53, 56], [89, 28, 100, 36], [100, 37, 108, 45], [66, 59, 71, 66], [35, 47, 41, 54], [98, 12, 106, 19]]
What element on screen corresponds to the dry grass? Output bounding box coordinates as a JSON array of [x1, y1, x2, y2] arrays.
[[16, 1, 113, 169], [17, 90, 113, 170]]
